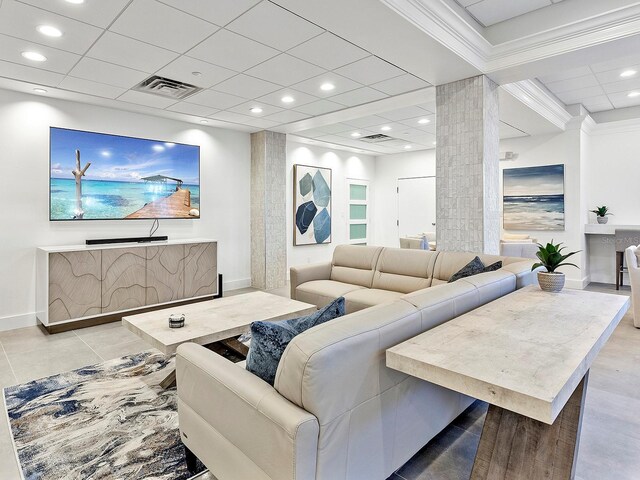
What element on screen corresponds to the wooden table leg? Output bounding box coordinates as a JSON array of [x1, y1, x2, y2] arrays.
[[616, 251, 623, 290], [160, 369, 176, 389], [471, 372, 589, 480], [219, 337, 250, 357]]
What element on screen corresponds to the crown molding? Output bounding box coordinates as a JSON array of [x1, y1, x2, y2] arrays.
[[380, 0, 490, 71], [580, 115, 598, 135], [501, 80, 573, 130], [589, 116, 640, 135]]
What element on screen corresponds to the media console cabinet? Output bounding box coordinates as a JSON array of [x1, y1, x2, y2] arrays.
[[36, 239, 217, 332]]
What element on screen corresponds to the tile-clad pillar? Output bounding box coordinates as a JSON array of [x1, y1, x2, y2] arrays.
[[250, 130, 287, 290], [436, 75, 500, 254]]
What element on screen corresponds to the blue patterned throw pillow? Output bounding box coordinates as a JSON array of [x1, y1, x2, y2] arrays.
[[246, 297, 345, 385], [448, 257, 504, 282]]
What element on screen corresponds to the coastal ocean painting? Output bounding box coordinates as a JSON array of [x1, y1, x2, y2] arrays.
[[293, 164, 332, 245], [50, 127, 200, 221], [503, 164, 565, 230]]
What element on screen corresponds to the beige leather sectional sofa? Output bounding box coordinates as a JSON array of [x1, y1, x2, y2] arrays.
[[176, 245, 535, 480]]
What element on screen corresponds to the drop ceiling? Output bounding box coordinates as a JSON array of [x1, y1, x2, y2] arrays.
[[0, 0, 430, 131], [453, 0, 566, 27]]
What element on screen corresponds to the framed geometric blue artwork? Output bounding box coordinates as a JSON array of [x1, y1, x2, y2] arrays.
[[293, 164, 332, 246]]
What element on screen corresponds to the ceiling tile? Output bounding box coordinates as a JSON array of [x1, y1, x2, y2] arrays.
[[117, 90, 178, 108], [212, 74, 281, 98], [328, 87, 388, 107], [398, 114, 435, 130], [371, 74, 430, 95], [590, 54, 640, 74], [227, 100, 283, 117], [255, 88, 318, 109], [594, 67, 640, 86], [69, 57, 148, 89], [0, 0, 103, 55], [554, 85, 605, 104], [378, 106, 431, 121], [110, 0, 219, 54], [579, 95, 614, 113], [544, 74, 599, 94], [0, 58, 64, 86], [0, 33, 80, 74], [17, 0, 131, 28], [157, 0, 259, 26], [244, 54, 324, 86], [315, 123, 354, 134], [294, 99, 345, 115], [87, 32, 178, 73], [601, 77, 640, 95], [185, 89, 246, 109], [343, 115, 391, 128], [537, 66, 592, 85], [296, 128, 329, 138], [366, 122, 408, 134], [606, 91, 640, 109], [264, 110, 310, 124], [466, 0, 550, 27], [156, 56, 235, 89], [209, 110, 280, 129], [287, 32, 369, 70], [291, 72, 361, 98], [59, 76, 126, 99], [166, 102, 219, 117], [226, 1, 323, 51], [334, 56, 405, 85], [186, 29, 278, 72]]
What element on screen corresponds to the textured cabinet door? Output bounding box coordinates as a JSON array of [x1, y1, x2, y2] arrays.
[[184, 242, 217, 298], [146, 244, 186, 304], [49, 251, 102, 323], [102, 248, 147, 313]]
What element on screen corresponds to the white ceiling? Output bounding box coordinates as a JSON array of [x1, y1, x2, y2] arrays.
[[0, 0, 430, 131], [453, 0, 566, 28]]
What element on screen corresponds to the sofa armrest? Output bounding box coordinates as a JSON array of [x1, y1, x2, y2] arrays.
[[177, 343, 319, 480], [289, 262, 332, 299], [501, 260, 538, 289]]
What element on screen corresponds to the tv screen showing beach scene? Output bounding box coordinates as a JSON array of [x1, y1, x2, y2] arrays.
[[503, 164, 564, 231], [50, 127, 200, 221]]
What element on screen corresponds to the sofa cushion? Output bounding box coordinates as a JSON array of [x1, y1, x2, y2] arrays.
[[330, 245, 383, 288], [372, 248, 438, 293], [448, 256, 485, 283], [432, 252, 522, 285], [343, 288, 404, 313], [246, 297, 345, 385], [295, 280, 364, 308]]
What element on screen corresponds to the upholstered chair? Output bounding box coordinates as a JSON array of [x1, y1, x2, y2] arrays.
[[625, 246, 640, 328]]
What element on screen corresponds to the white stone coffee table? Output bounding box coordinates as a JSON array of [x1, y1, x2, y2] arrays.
[[386, 286, 630, 480], [123, 291, 316, 387]]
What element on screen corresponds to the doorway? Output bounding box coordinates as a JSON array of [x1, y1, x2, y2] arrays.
[[397, 176, 436, 238]]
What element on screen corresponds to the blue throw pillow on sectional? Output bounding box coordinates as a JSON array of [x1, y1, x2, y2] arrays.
[[448, 256, 485, 283], [246, 297, 346, 385]]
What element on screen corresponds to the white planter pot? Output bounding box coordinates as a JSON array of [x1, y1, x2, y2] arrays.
[[538, 271, 565, 292], [597, 216, 609, 224]]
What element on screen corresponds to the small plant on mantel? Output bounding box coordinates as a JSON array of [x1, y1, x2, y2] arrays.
[[532, 241, 580, 292], [591, 205, 613, 224]]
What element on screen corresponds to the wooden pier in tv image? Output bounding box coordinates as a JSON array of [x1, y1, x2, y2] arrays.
[[126, 175, 199, 219]]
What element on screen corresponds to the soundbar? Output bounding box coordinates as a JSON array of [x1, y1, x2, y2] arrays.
[[86, 236, 169, 245]]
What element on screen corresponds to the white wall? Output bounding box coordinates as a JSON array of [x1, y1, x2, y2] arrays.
[[372, 149, 436, 247], [286, 142, 375, 269], [0, 89, 251, 330]]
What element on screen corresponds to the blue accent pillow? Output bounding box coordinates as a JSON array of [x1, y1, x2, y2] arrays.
[[246, 297, 346, 385], [448, 257, 503, 283]]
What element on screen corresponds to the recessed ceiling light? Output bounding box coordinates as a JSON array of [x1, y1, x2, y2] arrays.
[[404, 145, 412, 150], [320, 82, 335, 91], [200, 119, 208, 124], [621, 69, 637, 78], [37, 25, 62, 37], [21, 51, 47, 62], [380, 126, 391, 131], [418, 118, 430, 124], [33, 88, 47, 94], [628, 91, 640, 98], [351, 132, 361, 137], [281, 95, 294, 103], [65, 0, 85, 4], [192, 71, 202, 76], [250, 107, 263, 114]]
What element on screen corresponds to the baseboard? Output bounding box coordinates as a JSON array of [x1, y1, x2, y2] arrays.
[[224, 278, 251, 291], [0, 312, 37, 332], [566, 275, 590, 290]]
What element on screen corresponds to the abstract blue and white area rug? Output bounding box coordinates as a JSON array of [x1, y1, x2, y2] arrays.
[[3, 351, 206, 480]]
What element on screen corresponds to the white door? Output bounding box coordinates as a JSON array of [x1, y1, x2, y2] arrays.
[[398, 177, 436, 237]]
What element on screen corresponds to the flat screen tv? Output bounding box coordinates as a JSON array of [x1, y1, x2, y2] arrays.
[[49, 127, 200, 221]]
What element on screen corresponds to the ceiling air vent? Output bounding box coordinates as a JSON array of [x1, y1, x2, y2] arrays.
[[360, 134, 394, 144], [133, 75, 202, 100]]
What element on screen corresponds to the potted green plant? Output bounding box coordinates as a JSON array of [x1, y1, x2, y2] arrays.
[[591, 205, 612, 224], [532, 241, 580, 292]]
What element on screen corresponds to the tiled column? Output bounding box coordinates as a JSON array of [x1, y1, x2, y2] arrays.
[[436, 75, 500, 254], [250, 131, 287, 290]]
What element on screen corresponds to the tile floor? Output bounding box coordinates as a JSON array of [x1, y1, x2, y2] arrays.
[[1, 283, 638, 480]]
